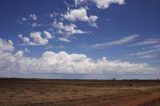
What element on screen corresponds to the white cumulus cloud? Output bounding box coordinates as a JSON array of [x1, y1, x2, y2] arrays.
[[54, 21, 85, 36], [64, 8, 98, 27], [93, 0, 125, 9], [18, 34, 30, 44], [43, 31, 54, 39], [0, 38, 14, 53], [0, 50, 156, 74], [74, 0, 125, 9], [30, 32, 49, 45], [18, 31, 53, 45]]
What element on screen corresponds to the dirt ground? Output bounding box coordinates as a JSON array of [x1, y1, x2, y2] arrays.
[[0, 78, 160, 106]]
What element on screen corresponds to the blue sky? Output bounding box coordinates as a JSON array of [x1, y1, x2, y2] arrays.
[[0, 0, 160, 79]]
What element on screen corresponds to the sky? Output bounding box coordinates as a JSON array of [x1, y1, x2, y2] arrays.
[[0, 0, 160, 79]]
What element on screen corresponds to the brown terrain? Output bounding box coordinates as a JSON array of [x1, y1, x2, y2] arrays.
[[0, 78, 160, 106]]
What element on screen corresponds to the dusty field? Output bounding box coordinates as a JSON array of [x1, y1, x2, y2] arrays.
[[0, 78, 160, 106]]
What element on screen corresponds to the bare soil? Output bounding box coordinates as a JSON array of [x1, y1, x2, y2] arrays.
[[0, 78, 160, 106]]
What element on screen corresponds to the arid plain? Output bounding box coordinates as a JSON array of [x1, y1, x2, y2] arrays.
[[0, 78, 160, 106]]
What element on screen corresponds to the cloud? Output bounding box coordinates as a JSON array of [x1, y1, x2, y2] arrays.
[[129, 39, 160, 59], [74, 0, 125, 9], [75, 0, 85, 7], [93, 0, 125, 9], [30, 32, 48, 45], [58, 37, 71, 43], [54, 21, 85, 36], [49, 12, 60, 18], [63, 0, 71, 11], [83, 34, 139, 49], [0, 37, 157, 74], [64, 8, 98, 27], [29, 14, 37, 21], [22, 17, 27, 21], [0, 51, 156, 74], [43, 31, 54, 39], [64, 8, 89, 21], [130, 52, 156, 59], [129, 45, 160, 59], [15, 50, 24, 57], [18, 34, 30, 44], [89, 16, 98, 27], [132, 39, 160, 46], [18, 31, 53, 45], [0, 38, 14, 53], [19, 14, 39, 25], [154, 44, 160, 48], [31, 23, 42, 27], [24, 48, 30, 53]]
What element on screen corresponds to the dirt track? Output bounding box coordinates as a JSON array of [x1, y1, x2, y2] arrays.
[[0, 79, 160, 106]]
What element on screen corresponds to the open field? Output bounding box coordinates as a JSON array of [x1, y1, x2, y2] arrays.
[[0, 78, 160, 106]]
